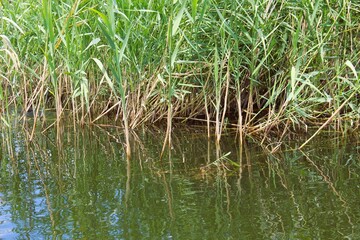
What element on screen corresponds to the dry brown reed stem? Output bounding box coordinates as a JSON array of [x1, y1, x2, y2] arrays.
[[70, 79, 78, 130], [56, 73, 64, 122], [160, 104, 173, 159], [22, 66, 48, 117], [87, 75, 106, 117], [299, 86, 359, 149], [92, 100, 121, 123], [215, 106, 220, 144], [124, 122, 131, 158], [218, 53, 231, 143], [130, 68, 161, 128], [204, 72, 211, 138], [236, 89, 243, 144], [28, 99, 42, 141], [244, 87, 254, 127], [22, 75, 28, 114]]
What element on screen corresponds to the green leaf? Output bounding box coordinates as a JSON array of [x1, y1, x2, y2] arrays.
[[172, 0, 187, 36], [119, 28, 131, 63], [191, 0, 198, 19], [1, 17, 24, 34], [171, 37, 182, 69], [345, 60, 358, 79], [83, 38, 100, 52], [89, 8, 110, 29], [92, 58, 116, 95]]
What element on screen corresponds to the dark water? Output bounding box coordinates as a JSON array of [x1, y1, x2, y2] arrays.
[[0, 123, 360, 239]]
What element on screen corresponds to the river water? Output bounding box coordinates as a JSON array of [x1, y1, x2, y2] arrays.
[[0, 122, 359, 239]]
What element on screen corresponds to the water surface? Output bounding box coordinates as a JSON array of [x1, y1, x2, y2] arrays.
[[0, 123, 359, 239]]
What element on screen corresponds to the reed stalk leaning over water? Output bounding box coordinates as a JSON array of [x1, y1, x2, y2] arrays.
[[0, 0, 359, 147], [91, 0, 132, 156]]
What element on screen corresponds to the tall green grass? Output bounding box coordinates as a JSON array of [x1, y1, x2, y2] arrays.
[[0, 0, 359, 144]]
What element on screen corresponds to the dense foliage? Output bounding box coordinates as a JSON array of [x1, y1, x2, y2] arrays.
[[1, 0, 359, 141]]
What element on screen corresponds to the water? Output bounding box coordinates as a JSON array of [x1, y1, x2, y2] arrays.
[[0, 123, 360, 239]]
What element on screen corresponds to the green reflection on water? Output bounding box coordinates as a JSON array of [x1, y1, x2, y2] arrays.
[[0, 124, 360, 239]]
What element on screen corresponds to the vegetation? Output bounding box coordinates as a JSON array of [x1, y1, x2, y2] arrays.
[[1, 0, 359, 148]]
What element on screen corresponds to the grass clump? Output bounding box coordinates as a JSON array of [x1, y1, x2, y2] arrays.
[[0, 0, 359, 144]]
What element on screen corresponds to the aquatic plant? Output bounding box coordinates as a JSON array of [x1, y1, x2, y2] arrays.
[[0, 0, 359, 146]]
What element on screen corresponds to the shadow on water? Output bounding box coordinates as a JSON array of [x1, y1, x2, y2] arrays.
[[0, 120, 360, 239]]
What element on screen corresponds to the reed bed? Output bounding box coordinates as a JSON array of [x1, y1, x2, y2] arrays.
[[0, 0, 359, 144]]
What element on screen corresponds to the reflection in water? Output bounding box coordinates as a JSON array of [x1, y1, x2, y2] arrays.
[[0, 123, 360, 239]]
